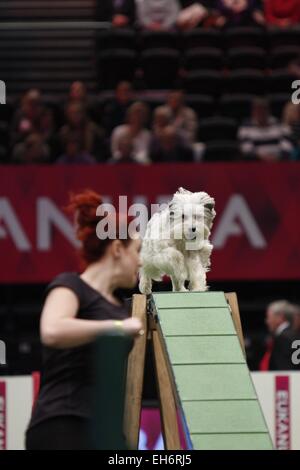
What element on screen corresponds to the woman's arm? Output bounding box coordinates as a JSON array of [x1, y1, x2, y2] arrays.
[[40, 287, 141, 349]]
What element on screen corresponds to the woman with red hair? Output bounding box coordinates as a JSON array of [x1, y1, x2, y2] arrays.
[[25, 190, 143, 449]]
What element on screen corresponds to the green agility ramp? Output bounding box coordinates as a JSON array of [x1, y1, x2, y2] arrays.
[[151, 291, 273, 450]]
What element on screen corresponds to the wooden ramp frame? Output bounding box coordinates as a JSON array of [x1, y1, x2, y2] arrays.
[[124, 292, 273, 450]]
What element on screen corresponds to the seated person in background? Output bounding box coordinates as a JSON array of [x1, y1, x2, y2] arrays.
[[215, 0, 265, 28], [68, 81, 87, 104], [102, 81, 134, 136], [177, 1, 210, 30], [96, 0, 136, 27], [162, 90, 198, 146], [152, 105, 173, 137], [292, 304, 300, 335], [11, 89, 45, 145], [264, 0, 300, 27], [60, 102, 108, 162], [111, 101, 151, 164], [261, 300, 299, 371], [150, 125, 194, 162], [12, 132, 50, 164], [108, 130, 138, 163], [39, 108, 60, 162], [289, 55, 300, 78], [238, 98, 293, 161], [56, 134, 96, 165], [282, 102, 300, 145], [136, 0, 181, 31]]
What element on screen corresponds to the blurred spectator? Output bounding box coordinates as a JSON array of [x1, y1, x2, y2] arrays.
[[136, 0, 180, 31], [177, 1, 209, 30], [283, 102, 300, 159], [56, 134, 96, 165], [60, 102, 108, 162], [215, 0, 265, 28], [68, 81, 88, 106], [12, 133, 50, 164], [150, 125, 194, 162], [108, 129, 137, 163], [39, 108, 60, 161], [264, 0, 300, 27], [111, 101, 151, 163], [102, 81, 134, 135], [292, 304, 300, 334], [152, 105, 173, 137], [238, 98, 293, 161], [260, 300, 299, 371], [11, 89, 45, 145], [162, 90, 198, 145], [96, 0, 136, 27], [289, 56, 300, 78]]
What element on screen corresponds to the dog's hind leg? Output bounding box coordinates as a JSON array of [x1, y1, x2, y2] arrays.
[[139, 273, 152, 295]]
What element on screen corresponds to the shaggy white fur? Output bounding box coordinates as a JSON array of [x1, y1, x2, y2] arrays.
[[139, 187, 216, 294]]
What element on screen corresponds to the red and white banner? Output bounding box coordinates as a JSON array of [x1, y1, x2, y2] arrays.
[[1, 163, 300, 283], [275, 376, 290, 450], [0, 382, 6, 450]]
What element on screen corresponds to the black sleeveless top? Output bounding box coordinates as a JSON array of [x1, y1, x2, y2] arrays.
[[27, 272, 131, 430]]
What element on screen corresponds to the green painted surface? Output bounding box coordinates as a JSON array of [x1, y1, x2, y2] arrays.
[[166, 336, 245, 364], [183, 401, 267, 433], [190, 433, 273, 450], [152, 292, 273, 450], [173, 364, 256, 400], [152, 292, 228, 309], [158, 308, 236, 336]]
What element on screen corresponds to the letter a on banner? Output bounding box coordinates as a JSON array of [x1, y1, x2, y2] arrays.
[[0, 381, 6, 450]]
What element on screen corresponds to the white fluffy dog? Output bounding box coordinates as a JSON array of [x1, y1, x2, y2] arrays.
[[139, 187, 216, 294]]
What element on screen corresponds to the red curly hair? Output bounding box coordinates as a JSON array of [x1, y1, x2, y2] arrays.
[[67, 189, 132, 266]]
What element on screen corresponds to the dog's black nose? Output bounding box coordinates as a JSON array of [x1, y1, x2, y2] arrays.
[[191, 227, 196, 233]]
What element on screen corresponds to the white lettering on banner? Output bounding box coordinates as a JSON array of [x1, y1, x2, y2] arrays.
[[0, 194, 267, 251], [291, 340, 300, 365], [37, 198, 79, 251], [0, 198, 31, 251], [276, 391, 289, 450], [0, 340, 5, 365], [0, 394, 5, 450], [212, 194, 267, 249], [275, 376, 290, 450], [292, 80, 300, 105]]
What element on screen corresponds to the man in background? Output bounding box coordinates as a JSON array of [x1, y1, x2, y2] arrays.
[[261, 300, 299, 370]]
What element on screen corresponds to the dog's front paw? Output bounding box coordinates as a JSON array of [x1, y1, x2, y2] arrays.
[[189, 283, 208, 292]]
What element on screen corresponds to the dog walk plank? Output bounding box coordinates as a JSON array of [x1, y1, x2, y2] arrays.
[[153, 291, 228, 309], [183, 401, 269, 433], [151, 292, 273, 450], [190, 433, 273, 450], [173, 364, 256, 400], [166, 336, 245, 364], [157, 308, 236, 336]]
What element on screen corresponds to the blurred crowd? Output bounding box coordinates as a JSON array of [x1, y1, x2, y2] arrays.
[[97, 0, 300, 31], [4, 81, 300, 164], [2, 0, 300, 164]]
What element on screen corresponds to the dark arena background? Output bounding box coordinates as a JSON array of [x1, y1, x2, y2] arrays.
[[0, 0, 300, 452]]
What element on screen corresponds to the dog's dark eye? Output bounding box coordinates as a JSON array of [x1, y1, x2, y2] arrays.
[[182, 213, 185, 221], [205, 203, 214, 211], [170, 210, 175, 217]]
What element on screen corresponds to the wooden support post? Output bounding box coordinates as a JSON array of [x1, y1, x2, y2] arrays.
[[152, 329, 181, 450], [123, 294, 147, 449], [225, 292, 246, 356]]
